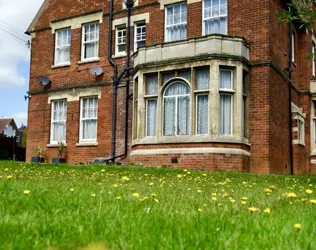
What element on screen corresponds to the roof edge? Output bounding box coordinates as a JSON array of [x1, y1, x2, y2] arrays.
[[26, 0, 50, 35]]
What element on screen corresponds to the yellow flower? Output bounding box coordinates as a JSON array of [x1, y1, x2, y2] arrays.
[[212, 193, 217, 196], [202, 173, 207, 177], [23, 190, 30, 195], [149, 183, 154, 186], [309, 184, 313, 187], [294, 224, 302, 229], [264, 188, 272, 193], [230, 199, 236, 203], [197, 189, 202, 193], [91, 193, 96, 197], [4, 168, 8, 172], [248, 207, 259, 212], [197, 208, 202, 212], [187, 172, 191, 175], [133, 193, 140, 198], [263, 208, 271, 214], [121, 176, 129, 181], [70, 188, 75, 192], [241, 201, 247, 205], [6, 175, 13, 179], [306, 189, 313, 194], [151, 193, 157, 197], [212, 197, 217, 201], [310, 199, 316, 204], [113, 184, 118, 188], [223, 193, 228, 197], [287, 193, 297, 198], [154, 198, 159, 203], [242, 197, 248, 200], [116, 196, 121, 200], [177, 174, 182, 178], [183, 169, 188, 172]]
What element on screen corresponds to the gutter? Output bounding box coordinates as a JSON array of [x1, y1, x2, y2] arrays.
[[288, 22, 294, 175]]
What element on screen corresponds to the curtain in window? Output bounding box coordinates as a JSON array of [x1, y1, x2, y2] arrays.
[[56, 47, 70, 64], [55, 29, 71, 64], [178, 70, 191, 81], [220, 95, 232, 135], [204, 0, 227, 35], [220, 70, 232, 89], [82, 97, 98, 140], [84, 23, 99, 59], [197, 95, 208, 134], [164, 98, 176, 136], [146, 99, 157, 136], [205, 17, 227, 34], [165, 82, 190, 96], [52, 100, 67, 142], [166, 4, 187, 42], [163, 72, 174, 83], [177, 96, 190, 135], [167, 25, 187, 42], [196, 68, 209, 89], [146, 74, 158, 95]]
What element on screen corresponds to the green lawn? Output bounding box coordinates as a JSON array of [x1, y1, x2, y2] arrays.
[[0, 161, 316, 250]]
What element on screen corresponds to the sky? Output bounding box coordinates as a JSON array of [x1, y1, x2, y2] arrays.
[[0, 0, 44, 127]]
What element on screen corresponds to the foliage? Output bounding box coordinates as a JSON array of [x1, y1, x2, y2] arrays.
[[34, 146, 45, 158], [278, 0, 316, 29], [0, 161, 316, 249], [57, 142, 66, 158], [21, 128, 27, 148]]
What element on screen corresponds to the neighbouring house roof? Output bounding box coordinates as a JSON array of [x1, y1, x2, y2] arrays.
[[0, 118, 18, 135], [26, 0, 50, 34]]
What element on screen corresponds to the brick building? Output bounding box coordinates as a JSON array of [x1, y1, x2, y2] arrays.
[[25, 0, 316, 174]]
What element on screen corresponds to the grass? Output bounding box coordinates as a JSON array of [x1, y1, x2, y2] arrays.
[[0, 161, 316, 250]]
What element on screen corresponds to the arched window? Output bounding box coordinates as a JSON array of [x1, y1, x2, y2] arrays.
[[163, 81, 190, 136]]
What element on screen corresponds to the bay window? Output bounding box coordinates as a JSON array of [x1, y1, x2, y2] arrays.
[[219, 69, 233, 135], [82, 22, 99, 60], [203, 0, 227, 35], [145, 74, 158, 137], [55, 28, 71, 65], [51, 100, 67, 144], [165, 3, 187, 42], [80, 97, 98, 142]]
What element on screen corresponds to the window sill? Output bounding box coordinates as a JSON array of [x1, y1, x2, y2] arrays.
[[112, 53, 126, 59], [78, 58, 100, 65], [311, 151, 316, 156], [76, 142, 98, 147], [51, 63, 71, 69], [47, 143, 67, 148]]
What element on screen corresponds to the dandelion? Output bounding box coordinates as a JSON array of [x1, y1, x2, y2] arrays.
[[197, 208, 202, 212], [154, 198, 159, 203], [6, 175, 13, 179], [202, 173, 207, 177], [309, 184, 313, 187], [121, 176, 129, 181], [151, 193, 157, 197], [212, 193, 217, 197], [212, 197, 217, 201], [91, 193, 96, 197], [4, 168, 8, 172], [306, 189, 313, 194], [241, 201, 247, 205], [230, 199, 236, 203], [149, 183, 154, 186], [264, 188, 272, 193], [177, 174, 182, 178], [310, 199, 316, 204], [264, 208, 271, 214], [287, 193, 297, 198], [113, 184, 118, 188], [23, 190, 30, 195], [70, 188, 75, 192], [242, 197, 248, 200], [133, 193, 140, 198], [248, 207, 259, 212], [183, 169, 188, 172], [294, 224, 302, 229], [223, 193, 228, 197], [116, 196, 121, 200], [197, 189, 202, 193]]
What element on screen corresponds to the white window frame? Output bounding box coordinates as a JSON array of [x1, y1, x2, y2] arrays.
[[165, 3, 187, 42], [79, 96, 98, 143], [115, 25, 127, 56], [219, 69, 234, 136], [54, 28, 71, 66], [163, 81, 191, 136], [134, 22, 146, 52], [196, 94, 209, 135], [81, 22, 99, 61], [50, 99, 67, 145], [202, 0, 228, 36]]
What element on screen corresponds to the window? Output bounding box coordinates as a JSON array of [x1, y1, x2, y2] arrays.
[[163, 81, 190, 136], [297, 119, 305, 145], [80, 97, 98, 142], [55, 28, 71, 65], [292, 31, 295, 63], [219, 69, 233, 135], [145, 74, 158, 136], [313, 42, 315, 77], [195, 68, 210, 135], [242, 71, 249, 138], [134, 22, 146, 51], [82, 22, 99, 60], [116, 26, 127, 55], [203, 0, 227, 35], [51, 100, 67, 144], [165, 3, 187, 42]]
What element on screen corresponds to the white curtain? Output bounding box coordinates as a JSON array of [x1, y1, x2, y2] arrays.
[[163, 72, 174, 83], [197, 95, 208, 134], [146, 74, 158, 95], [82, 97, 98, 140], [164, 82, 190, 136], [52, 100, 67, 142], [85, 42, 98, 58], [196, 68, 209, 90], [55, 29, 71, 64], [178, 70, 191, 81], [220, 95, 232, 135], [146, 99, 157, 136], [220, 70, 232, 89], [56, 47, 70, 65], [205, 17, 227, 35], [166, 4, 187, 42], [84, 23, 99, 59], [204, 0, 227, 35]]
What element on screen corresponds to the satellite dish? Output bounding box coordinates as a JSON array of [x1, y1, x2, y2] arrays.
[[37, 76, 50, 86], [90, 66, 104, 76]]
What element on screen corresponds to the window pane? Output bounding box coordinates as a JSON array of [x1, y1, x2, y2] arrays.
[[82, 120, 97, 139], [146, 99, 157, 136], [53, 122, 66, 142], [85, 42, 98, 59], [165, 82, 190, 96], [220, 70, 232, 89], [146, 74, 158, 95], [178, 70, 191, 81], [52, 100, 67, 142], [220, 95, 232, 135], [177, 96, 190, 135], [164, 98, 176, 136], [197, 95, 208, 135], [196, 68, 209, 90], [163, 72, 174, 83], [166, 3, 187, 42]]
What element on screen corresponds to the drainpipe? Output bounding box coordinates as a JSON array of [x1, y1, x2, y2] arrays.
[[124, 0, 134, 156], [288, 22, 294, 175], [108, 0, 118, 163]]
